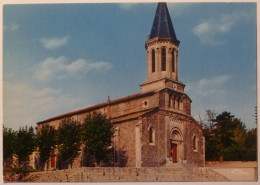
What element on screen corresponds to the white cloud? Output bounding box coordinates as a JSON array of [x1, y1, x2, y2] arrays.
[[34, 56, 112, 82], [66, 59, 86, 73], [193, 11, 249, 45], [35, 87, 59, 98], [119, 3, 137, 10], [3, 81, 83, 130], [186, 75, 231, 123], [187, 74, 230, 98], [168, 3, 195, 17], [4, 24, 19, 31], [39, 36, 69, 50], [34, 56, 65, 82], [198, 75, 230, 88]]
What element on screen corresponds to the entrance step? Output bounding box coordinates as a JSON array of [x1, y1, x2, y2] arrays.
[[29, 166, 230, 182], [165, 162, 198, 168]]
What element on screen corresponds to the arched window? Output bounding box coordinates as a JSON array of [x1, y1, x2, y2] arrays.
[[152, 49, 155, 73], [169, 95, 175, 108], [193, 135, 198, 151], [148, 126, 155, 145], [171, 130, 181, 140], [161, 47, 166, 71], [172, 49, 175, 72], [168, 94, 171, 107]]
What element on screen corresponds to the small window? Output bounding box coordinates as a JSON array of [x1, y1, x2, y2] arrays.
[[143, 100, 149, 108], [193, 135, 199, 152], [172, 97, 175, 109], [152, 49, 155, 73], [161, 47, 166, 71], [148, 126, 155, 145], [172, 49, 175, 72]]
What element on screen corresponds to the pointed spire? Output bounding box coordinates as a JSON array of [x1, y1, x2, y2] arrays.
[[149, 3, 179, 44]]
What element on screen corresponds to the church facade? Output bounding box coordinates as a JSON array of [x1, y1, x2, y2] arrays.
[[36, 3, 205, 169]]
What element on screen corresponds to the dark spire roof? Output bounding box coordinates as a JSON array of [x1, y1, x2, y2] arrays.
[[149, 2, 179, 43]]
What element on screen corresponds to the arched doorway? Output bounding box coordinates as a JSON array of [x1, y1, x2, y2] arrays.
[[170, 129, 183, 163], [170, 143, 178, 163]]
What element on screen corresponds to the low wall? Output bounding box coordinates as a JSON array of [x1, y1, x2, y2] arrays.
[[29, 167, 229, 182], [205, 161, 257, 168], [210, 167, 257, 181], [205, 161, 257, 181]]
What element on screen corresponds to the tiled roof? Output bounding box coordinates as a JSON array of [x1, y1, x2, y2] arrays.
[[37, 91, 154, 125], [149, 2, 179, 44]]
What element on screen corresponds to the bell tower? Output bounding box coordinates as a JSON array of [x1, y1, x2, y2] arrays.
[[141, 3, 184, 93]]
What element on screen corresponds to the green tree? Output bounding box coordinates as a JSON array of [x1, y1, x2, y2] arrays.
[[3, 127, 16, 166], [214, 112, 236, 149], [14, 126, 36, 165], [201, 110, 252, 161], [82, 112, 114, 166], [245, 128, 257, 161], [36, 124, 56, 170], [3, 126, 37, 182], [56, 118, 81, 169], [226, 118, 247, 161], [115, 149, 128, 167], [200, 110, 219, 161], [213, 112, 247, 160]]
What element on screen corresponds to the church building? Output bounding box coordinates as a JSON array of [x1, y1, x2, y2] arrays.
[[36, 2, 205, 169]]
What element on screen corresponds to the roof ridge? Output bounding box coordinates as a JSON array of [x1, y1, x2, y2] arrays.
[[37, 91, 155, 125]]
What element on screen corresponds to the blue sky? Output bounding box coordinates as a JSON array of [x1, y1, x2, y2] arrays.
[[3, 2, 257, 130]]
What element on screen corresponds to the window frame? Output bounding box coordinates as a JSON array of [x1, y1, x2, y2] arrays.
[[152, 49, 156, 73], [161, 47, 166, 71], [193, 135, 199, 152], [148, 126, 155, 145], [172, 49, 175, 73]]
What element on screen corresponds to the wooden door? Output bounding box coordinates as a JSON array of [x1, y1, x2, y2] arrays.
[[171, 143, 177, 163], [51, 156, 55, 168]]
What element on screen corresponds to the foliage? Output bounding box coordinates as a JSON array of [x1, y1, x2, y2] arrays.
[[3, 112, 129, 173], [115, 149, 128, 167], [3, 127, 16, 166], [201, 110, 257, 161], [3, 162, 39, 182], [97, 148, 115, 167], [3, 126, 37, 181], [200, 110, 219, 161], [82, 112, 114, 165], [81, 151, 95, 167], [14, 126, 36, 164], [245, 128, 257, 160], [56, 118, 82, 169], [36, 124, 57, 170], [83, 148, 128, 167]]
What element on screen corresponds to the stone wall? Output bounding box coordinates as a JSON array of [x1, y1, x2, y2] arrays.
[[29, 167, 229, 182], [205, 161, 258, 181], [141, 111, 166, 167], [205, 161, 257, 168], [184, 119, 205, 166], [113, 119, 138, 167]]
